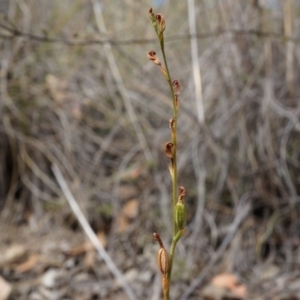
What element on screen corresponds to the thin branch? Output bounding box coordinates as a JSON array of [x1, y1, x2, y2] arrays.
[[187, 0, 205, 124], [51, 164, 137, 300], [284, 0, 294, 97], [1, 22, 300, 46]]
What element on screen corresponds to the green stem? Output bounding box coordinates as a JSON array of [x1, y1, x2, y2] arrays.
[[159, 35, 180, 300], [165, 231, 183, 299], [159, 39, 178, 217]]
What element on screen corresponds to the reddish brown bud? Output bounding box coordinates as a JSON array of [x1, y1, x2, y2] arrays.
[[149, 8, 157, 26], [172, 80, 181, 96], [156, 14, 165, 32], [148, 50, 161, 66], [164, 142, 174, 159], [148, 50, 156, 59], [169, 118, 175, 130], [179, 186, 186, 200]]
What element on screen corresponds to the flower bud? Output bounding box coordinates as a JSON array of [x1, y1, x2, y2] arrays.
[[156, 14, 165, 33], [179, 186, 186, 200], [148, 50, 161, 66], [164, 142, 174, 159], [169, 118, 175, 130], [172, 80, 181, 97]]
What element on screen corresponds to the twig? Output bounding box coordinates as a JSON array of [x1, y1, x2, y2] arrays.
[[284, 0, 294, 97], [1, 21, 300, 47], [51, 164, 137, 300], [187, 0, 205, 124]]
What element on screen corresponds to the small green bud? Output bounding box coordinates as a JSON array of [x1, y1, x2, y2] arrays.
[[175, 201, 186, 230], [149, 8, 158, 33]]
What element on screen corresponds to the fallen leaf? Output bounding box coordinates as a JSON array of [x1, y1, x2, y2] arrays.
[[211, 273, 238, 290], [68, 244, 86, 257], [231, 284, 247, 298], [211, 273, 247, 298], [122, 199, 139, 219], [14, 254, 39, 274], [96, 231, 107, 247], [117, 215, 130, 233], [0, 245, 27, 268], [84, 248, 96, 269], [0, 276, 12, 300], [202, 284, 226, 300], [116, 185, 138, 201], [117, 200, 139, 233]]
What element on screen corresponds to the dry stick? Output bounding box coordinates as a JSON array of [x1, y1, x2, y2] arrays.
[[180, 193, 251, 300], [190, 142, 206, 243], [187, 0, 205, 125], [2, 21, 300, 46], [284, 0, 294, 98], [279, 120, 297, 206], [272, 101, 299, 211], [259, 1, 278, 203], [21, 147, 61, 195], [52, 164, 137, 300], [260, 0, 273, 115]]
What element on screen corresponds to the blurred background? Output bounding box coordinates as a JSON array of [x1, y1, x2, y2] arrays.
[[1, 0, 300, 299]]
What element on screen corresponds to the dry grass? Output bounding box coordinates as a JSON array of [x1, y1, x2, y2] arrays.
[[1, 0, 300, 299]]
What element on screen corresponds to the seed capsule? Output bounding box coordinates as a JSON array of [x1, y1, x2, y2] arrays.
[[157, 248, 169, 275], [175, 201, 187, 230]]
